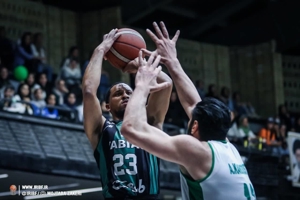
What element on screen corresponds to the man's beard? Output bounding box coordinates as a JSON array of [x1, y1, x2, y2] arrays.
[[115, 109, 125, 119]]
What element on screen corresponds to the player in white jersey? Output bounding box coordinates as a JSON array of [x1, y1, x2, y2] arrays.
[[120, 21, 256, 200]]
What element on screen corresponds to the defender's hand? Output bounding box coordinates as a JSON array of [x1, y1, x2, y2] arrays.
[[143, 21, 180, 64]]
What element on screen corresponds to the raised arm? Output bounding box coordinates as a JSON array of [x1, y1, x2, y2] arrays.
[[82, 29, 120, 150], [123, 56, 172, 129], [143, 22, 201, 119], [146, 71, 172, 129], [121, 52, 207, 175]]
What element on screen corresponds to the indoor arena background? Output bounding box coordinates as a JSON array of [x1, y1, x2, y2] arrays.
[[1, 0, 300, 199]]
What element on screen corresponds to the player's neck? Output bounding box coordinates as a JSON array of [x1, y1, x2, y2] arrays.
[[112, 116, 123, 122]]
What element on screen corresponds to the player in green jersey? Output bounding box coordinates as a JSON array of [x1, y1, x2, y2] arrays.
[[82, 29, 172, 199]]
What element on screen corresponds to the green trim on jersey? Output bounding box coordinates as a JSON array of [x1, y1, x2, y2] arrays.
[[149, 154, 158, 194], [198, 142, 215, 183], [179, 142, 215, 200], [98, 136, 113, 198], [216, 140, 227, 144]]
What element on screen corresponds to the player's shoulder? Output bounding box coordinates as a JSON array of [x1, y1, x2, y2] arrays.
[[173, 134, 210, 154], [102, 120, 117, 131]]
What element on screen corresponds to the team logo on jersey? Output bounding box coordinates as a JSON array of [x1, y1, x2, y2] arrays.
[[112, 179, 145, 193]]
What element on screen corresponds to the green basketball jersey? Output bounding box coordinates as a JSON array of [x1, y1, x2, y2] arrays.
[[94, 120, 160, 199]]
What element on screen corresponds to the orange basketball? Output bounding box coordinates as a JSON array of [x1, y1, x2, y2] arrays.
[[106, 28, 146, 70]]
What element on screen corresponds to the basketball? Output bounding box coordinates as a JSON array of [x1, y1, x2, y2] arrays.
[[106, 28, 146, 70]]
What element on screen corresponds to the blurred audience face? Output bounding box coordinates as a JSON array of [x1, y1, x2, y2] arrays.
[[67, 93, 76, 105], [39, 73, 47, 86], [47, 94, 56, 106], [4, 87, 14, 98], [69, 60, 77, 69], [72, 48, 79, 58], [0, 67, 8, 80], [280, 124, 286, 134], [242, 117, 249, 127], [170, 91, 177, 102], [267, 122, 274, 130], [34, 88, 43, 100], [20, 84, 30, 97], [196, 80, 204, 89], [26, 73, 35, 85], [57, 80, 67, 92]]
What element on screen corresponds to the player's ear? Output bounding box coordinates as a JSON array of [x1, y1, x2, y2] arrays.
[[106, 103, 111, 111], [191, 120, 199, 135]]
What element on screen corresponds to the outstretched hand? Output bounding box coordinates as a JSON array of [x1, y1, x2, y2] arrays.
[[135, 51, 171, 93], [142, 21, 180, 64], [96, 29, 121, 59]]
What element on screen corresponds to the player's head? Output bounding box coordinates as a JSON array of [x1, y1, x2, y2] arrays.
[[293, 140, 300, 167], [105, 82, 133, 119], [187, 97, 231, 141]]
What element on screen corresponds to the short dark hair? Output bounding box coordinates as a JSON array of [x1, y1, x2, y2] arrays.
[[191, 97, 231, 141], [105, 82, 128, 103], [293, 140, 300, 154]]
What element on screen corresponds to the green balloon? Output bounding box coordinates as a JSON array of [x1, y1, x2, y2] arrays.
[[14, 66, 28, 81]]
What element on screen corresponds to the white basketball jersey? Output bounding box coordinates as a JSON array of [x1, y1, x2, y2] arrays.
[[180, 140, 256, 200]]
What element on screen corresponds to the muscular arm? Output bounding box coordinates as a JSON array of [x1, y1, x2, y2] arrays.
[[146, 71, 172, 129], [121, 86, 209, 177], [165, 59, 201, 119], [82, 48, 106, 150]]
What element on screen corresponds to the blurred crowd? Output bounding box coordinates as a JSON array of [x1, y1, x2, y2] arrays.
[[0, 27, 111, 122], [1, 26, 300, 156]]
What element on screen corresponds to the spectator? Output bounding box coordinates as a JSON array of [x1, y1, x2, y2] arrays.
[[232, 92, 248, 116], [60, 59, 81, 89], [41, 94, 59, 119], [227, 112, 240, 143], [206, 84, 219, 99], [63, 92, 78, 109], [278, 104, 293, 131], [31, 88, 46, 108], [195, 80, 205, 98], [31, 33, 52, 81], [238, 115, 256, 141], [36, 73, 52, 99], [259, 117, 277, 146], [60, 46, 80, 69], [0, 67, 17, 97], [0, 26, 14, 70], [52, 79, 69, 105], [3, 83, 33, 115], [277, 124, 289, 155], [14, 32, 41, 71], [0, 86, 15, 110], [220, 86, 234, 111], [25, 72, 39, 96]]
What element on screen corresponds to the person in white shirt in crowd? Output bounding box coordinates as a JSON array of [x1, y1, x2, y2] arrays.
[[60, 59, 81, 89], [3, 83, 33, 115], [31, 88, 46, 108]]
